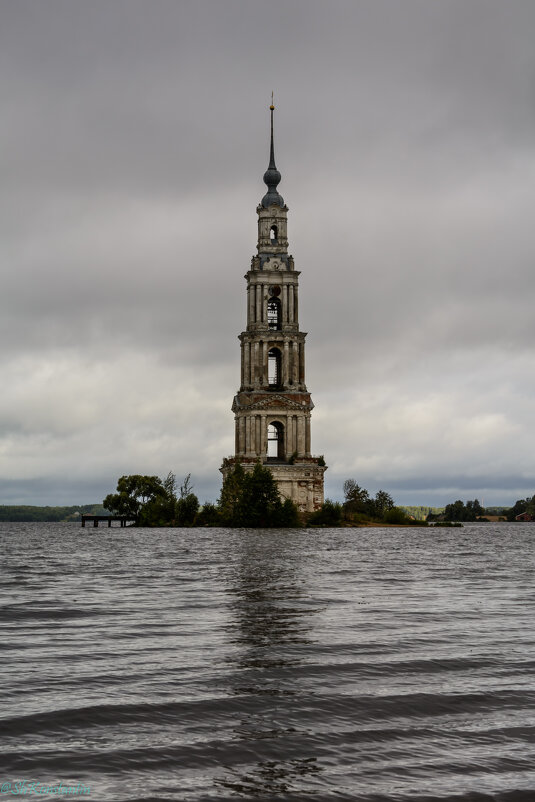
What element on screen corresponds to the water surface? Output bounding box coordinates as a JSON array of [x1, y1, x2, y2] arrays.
[[1, 522, 534, 801]]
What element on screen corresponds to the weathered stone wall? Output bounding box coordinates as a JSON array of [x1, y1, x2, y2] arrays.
[[220, 458, 326, 513]]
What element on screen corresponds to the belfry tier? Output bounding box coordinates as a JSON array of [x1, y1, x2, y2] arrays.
[[240, 205, 306, 396]]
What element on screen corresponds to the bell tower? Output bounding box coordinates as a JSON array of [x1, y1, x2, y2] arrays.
[[220, 102, 326, 512]]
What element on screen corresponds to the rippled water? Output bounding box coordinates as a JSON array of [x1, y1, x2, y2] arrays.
[[1, 522, 534, 801]]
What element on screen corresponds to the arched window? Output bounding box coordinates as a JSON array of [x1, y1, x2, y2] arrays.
[[267, 421, 284, 460], [270, 225, 278, 244], [268, 348, 281, 387], [267, 298, 281, 330]]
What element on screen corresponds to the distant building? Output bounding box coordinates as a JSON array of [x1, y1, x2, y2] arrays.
[[515, 512, 534, 522], [220, 104, 326, 511]]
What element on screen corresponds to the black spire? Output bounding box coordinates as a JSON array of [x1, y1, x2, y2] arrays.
[[261, 100, 284, 208]]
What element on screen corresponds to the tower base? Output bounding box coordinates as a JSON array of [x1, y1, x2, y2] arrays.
[[220, 457, 326, 513]]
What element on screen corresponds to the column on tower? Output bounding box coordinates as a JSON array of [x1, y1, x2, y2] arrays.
[[286, 415, 293, 456], [245, 416, 251, 455], [240, 415, 245, 453], [248, 285, 254, 325], [255, 415, 261, 457], [260, 414, 267, 456], [244, 340, 250, 387], [292, 341, 299, 385], [297, 415, 305, 456], [263, 341, 268, 386], [253, 342, 259, 386]]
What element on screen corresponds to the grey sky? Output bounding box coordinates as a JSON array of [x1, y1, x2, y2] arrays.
[[1, 0, 535, 507]]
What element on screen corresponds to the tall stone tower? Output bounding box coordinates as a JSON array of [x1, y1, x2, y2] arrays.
[[220, 103, 326, 512]]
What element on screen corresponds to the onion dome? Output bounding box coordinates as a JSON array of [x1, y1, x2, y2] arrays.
[[261, 103, 284, 208]]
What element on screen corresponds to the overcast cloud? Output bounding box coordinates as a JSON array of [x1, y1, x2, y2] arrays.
[[1, 0, 535, 507]]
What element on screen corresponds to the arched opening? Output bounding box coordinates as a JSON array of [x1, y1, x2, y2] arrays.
[[268, 347, 281, 387], [267, 421, 284, 460], [270, 225, 278, 244], [267, 298, 281, 330]]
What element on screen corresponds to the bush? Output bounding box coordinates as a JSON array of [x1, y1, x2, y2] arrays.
[[308, 499, 343, 526], [176, 494, 199, 526], [272, 497, 301, 527], [195, 502, 221, 527], [383, 507, 410, 525]]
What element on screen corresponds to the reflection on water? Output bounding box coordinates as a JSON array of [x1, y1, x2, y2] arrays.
[[217, 530, 324, 796], [215, 756, 321, 798], [226, 531, 315, 664]]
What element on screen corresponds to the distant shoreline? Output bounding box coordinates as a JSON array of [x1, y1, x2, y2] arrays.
[[0, 504, 515, 524]]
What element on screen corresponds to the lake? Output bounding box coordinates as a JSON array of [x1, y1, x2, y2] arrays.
[[1, 522, 534, 801]]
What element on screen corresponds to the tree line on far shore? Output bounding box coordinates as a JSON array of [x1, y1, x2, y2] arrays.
[[0, 503, 107, 522], [504, 495, 535, 521], [426, 496, 535, 522]]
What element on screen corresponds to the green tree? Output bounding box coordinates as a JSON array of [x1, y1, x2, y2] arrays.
[[507, 498, 527, 521], [444, 499, 465, 521], [383, 507, 410, 525], [473, 499, 484, 517], [237, 462, 284, 527], [308, 499, 343, 526], [140, 471, 178, 526], [342, 480, 396, 521], [175, 473, 199, 526], [507, 495, 535, 521], [104, 475, 167, 522], [219, 462, 246, 525], [195, 502, 221, 527], [273, 497, 301, 527], [218, 461, 300, 527], [443, 498, 486, 522], [374, 490, 395, 518], [343, 479, 370, 515]]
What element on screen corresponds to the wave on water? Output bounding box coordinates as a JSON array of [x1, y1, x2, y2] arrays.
[[1, 522, 534, 801]]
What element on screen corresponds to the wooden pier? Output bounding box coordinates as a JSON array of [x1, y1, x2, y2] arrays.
[[81, 515, 135, 528]]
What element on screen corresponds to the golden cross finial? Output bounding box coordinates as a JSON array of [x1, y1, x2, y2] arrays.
[[270, 91, 275, 111]]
